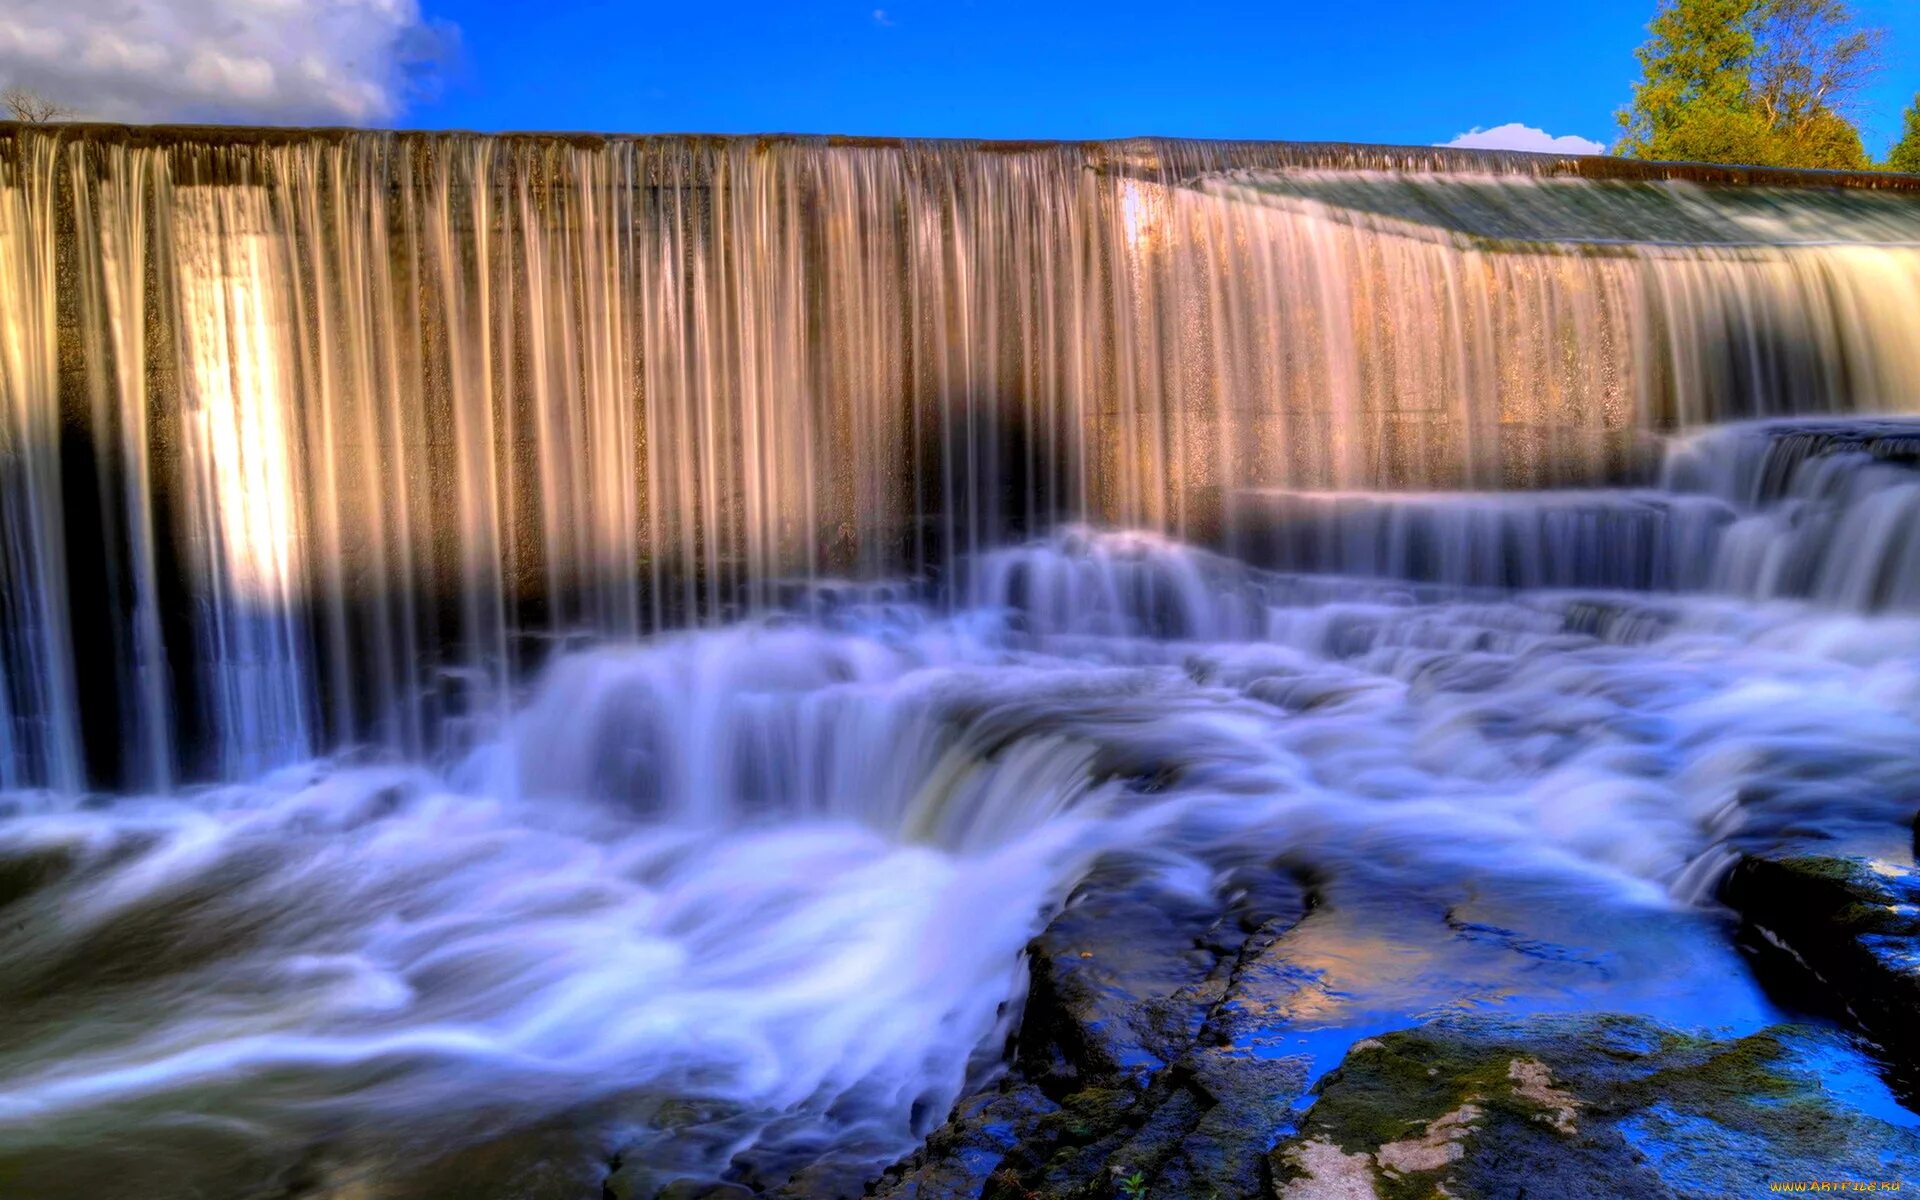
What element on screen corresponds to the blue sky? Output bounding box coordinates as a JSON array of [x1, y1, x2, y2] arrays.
[[3, 0, 1917, 153], [406, 0, 1920, 153]]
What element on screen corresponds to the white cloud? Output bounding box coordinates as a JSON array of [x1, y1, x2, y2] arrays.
[[872, 9, 895, 26], [1441, 123, 1607, 156], [0, 0, 457, 124]]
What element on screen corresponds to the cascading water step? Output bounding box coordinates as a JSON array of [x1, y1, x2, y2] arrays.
[[1661, 416, 1920, 502], [1198, 169, 1920, 246], [1225, 416, 1920, 610], [1228, 488, 1739, 592]]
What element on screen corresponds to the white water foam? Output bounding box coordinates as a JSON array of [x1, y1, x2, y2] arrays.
[[0, 531, 1915, 1196]]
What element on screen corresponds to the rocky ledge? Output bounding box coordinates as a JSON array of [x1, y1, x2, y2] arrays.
[[867, 841, 1920, 1200], [607, 822, 1920, 1198], [1720, 851, 1920, 1089]]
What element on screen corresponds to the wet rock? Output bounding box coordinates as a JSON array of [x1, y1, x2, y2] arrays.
[[871, 856, 1315, 1200], [864, 1084, 1059, 1200], [1015, 878, 1219, 1087], [599, 1097, 769, 1200], [1271, 1014, 1920, 1200], [654, 1183, 756, 1200], [1720, 854, 1920, 1074], [605, 1165, 758, 1200]]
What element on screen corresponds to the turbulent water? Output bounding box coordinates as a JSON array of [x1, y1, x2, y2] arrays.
[[3, 520, 1920, 1197], [2, 126, 1920, 1198]]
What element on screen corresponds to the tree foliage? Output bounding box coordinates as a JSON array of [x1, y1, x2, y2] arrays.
[[2, 87, 76, 124], [1617, 0, 1761, 162], [1616, 0, 1881, 169], [1887, 94, 1920, 175]]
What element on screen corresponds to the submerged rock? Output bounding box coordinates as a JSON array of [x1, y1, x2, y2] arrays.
[[1271, 1014, 1920, 1200], [1720, 853, 1920, 1079]]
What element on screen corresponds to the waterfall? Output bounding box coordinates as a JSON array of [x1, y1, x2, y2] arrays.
[[4, 125, 1920, 788], [4, 123, 1920, 1200]]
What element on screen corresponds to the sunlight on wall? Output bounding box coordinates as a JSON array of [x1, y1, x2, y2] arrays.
[[174, 188, 302, 606], [171, 185, 312, 775], [1120, 179, 1157, 249]]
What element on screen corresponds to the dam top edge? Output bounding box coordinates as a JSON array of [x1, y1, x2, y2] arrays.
[[7, 119, 1920, 191]]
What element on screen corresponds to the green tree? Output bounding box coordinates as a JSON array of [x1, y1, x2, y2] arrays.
[[1616, 0, 1771, 162], [1616, 0, 1882, 169], [1750, 0, 1879, 168], [1886, 93, 1920, 174]]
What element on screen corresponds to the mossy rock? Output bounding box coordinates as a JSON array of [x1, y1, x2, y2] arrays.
[[1270, 1014, 1920, 1200]]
